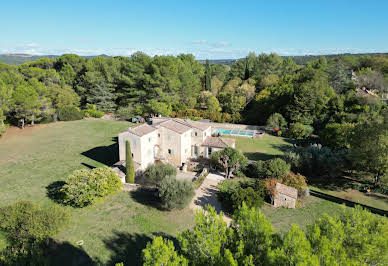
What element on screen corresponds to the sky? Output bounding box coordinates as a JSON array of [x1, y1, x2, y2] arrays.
[[1, 0, 388, 59]]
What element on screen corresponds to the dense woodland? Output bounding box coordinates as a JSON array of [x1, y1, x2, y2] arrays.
[[0, 52, 388, 186]]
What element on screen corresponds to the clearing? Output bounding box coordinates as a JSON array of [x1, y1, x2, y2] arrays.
[[0, 120, 194, 265]]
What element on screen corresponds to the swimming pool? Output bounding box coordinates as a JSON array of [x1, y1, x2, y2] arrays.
[[214, 128, 255, 137]]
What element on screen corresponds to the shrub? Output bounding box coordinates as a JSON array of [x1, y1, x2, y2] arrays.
[[117, 105, 134, 120], [280, 172, 307, 196], [0, 201, 69, 248], [158, 176, 195, 210], [0, 123, 8, 136], [143, 163, 177, 187], [61, 167, 122, 207], [231, 187, 264, 211], [217, 179, 265, 213], [83, 104, 104, 118], [287, 123, 313, 140], [266, 113, 287, 130], [287, 144, 347, 178], [255, 158, 291, 179], [57, 106, 84, 121]]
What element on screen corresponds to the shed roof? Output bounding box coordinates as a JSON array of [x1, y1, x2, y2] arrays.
[[127, 124, 157, 137], [275, 183, 298, 199], [201, 136, 235, 148]]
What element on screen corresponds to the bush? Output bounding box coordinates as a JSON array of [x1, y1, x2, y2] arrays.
[[143, 163, 177, 187], [266, 113, 287, 130], [158, 176, 195, 210], [231, 187, 264, 211], [61, 167, 122, 207], [287, 123, 313, 140], [0, 201, 69, 248], [286, 144, 347, 178], [57, 106, 84, 121], [117, 105, 135, 120], [255, 158, 291, 179], [0, 123, 8, 136], [279, 172, 308, 196], [217, 179, 265, 213], [83, 104, 104, 118]]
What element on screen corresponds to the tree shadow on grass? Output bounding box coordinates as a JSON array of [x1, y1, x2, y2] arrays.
[[129, 188, 164, 211], [81, 137, 119, 166], [310, 189, 388, 216], [103, 231, 177, 266], [46, 181, 66, 204], [46, 239, 95, 266]]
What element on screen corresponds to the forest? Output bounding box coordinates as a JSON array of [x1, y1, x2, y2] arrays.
[[0, 51, 388, 185]]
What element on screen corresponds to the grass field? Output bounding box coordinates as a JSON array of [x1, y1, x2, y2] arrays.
[[0, 120, 194, 265], [0, 120, 386, 264], [226, 134, 292, 160]]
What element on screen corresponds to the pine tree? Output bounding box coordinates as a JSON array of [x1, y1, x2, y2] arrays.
[[205, 59, 212, 91], [125, 140, 135, 183]]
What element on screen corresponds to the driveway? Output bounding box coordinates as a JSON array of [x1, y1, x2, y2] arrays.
[[190, 173, 232, 224]]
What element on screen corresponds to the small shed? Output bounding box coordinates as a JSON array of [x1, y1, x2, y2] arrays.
[[273, 183, 298, 208]]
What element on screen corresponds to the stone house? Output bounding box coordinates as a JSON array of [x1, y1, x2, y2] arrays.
[[273, 183, 298, 208], [118, 118, 235, 170]]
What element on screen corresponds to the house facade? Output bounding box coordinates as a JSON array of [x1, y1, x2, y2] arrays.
[[118, 118, 235, 170]]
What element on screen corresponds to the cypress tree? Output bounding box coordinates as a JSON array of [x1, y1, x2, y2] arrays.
[[126, 140, 135, 183], [244, 58, 250, 80], [205, 59, 212, 91]]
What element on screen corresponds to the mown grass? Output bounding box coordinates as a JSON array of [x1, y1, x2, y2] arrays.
[[0, 120, 195, 265], [225, 134, 292, 161]]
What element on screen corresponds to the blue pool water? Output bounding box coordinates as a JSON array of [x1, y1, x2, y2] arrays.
[[214, 128, 255, 137]]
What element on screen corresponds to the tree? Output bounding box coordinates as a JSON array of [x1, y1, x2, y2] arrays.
[[125, 140, 135, 184], [142, 236, 187, 266], [266, 113, 287, 130], [348, 114, 388, 184], [255, 158, 291, 179], [10, 85, 40, 128], [206, 95, 221, 113], [158, 176, 194, 210], [288, 122, 313, 140], [178, 206, 233, 265], [143, 163, 177, 187], [211, 147, 248, 179], [0, 79, 12, 133], [205, 59, 211, 91]]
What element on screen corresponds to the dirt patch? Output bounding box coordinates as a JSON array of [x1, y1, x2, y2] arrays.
[[1, 124, 51, 138]]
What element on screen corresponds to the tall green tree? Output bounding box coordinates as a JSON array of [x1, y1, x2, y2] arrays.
[[205, 59, 212, 91], [10, 85, 40, 128], [126, 140, 135, 184], [211, 147, 248, 179], [142, 236, 187, 266]]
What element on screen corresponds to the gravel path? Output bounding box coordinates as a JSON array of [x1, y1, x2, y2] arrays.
[[190, 173, 232, 224]]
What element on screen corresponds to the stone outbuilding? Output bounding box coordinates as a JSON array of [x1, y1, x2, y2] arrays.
[[273, 183, 298, 208]]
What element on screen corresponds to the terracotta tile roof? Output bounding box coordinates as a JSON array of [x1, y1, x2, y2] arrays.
[[127, 124, 157, 137], [275, 183, 298, 199], [201, 136, 235, 148], [159, 120, 192, 134], [181, 119, 211, 131]]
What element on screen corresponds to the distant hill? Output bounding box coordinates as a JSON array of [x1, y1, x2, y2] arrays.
[[1, 52, 388, 66], [0, 54, 110, 65]]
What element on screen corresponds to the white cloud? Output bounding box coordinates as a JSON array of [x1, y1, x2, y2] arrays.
[[192, 40, 207, 44]]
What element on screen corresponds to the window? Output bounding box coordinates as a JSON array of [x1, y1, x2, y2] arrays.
[[195, 131, 198, 136], [133, 139, 137, 146], [208, 147, 213, 155], [168, 149, 174, 155], [168, 135, 172, 141], [158, 133, 160, 138], [148, 137, 151, 143]]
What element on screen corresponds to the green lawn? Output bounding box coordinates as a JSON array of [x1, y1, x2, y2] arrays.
[[225, 134, 292, 161], [0, 120, 194, 265]]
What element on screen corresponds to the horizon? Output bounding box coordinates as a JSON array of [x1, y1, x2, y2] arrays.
[[1, 0, 388, 59]]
